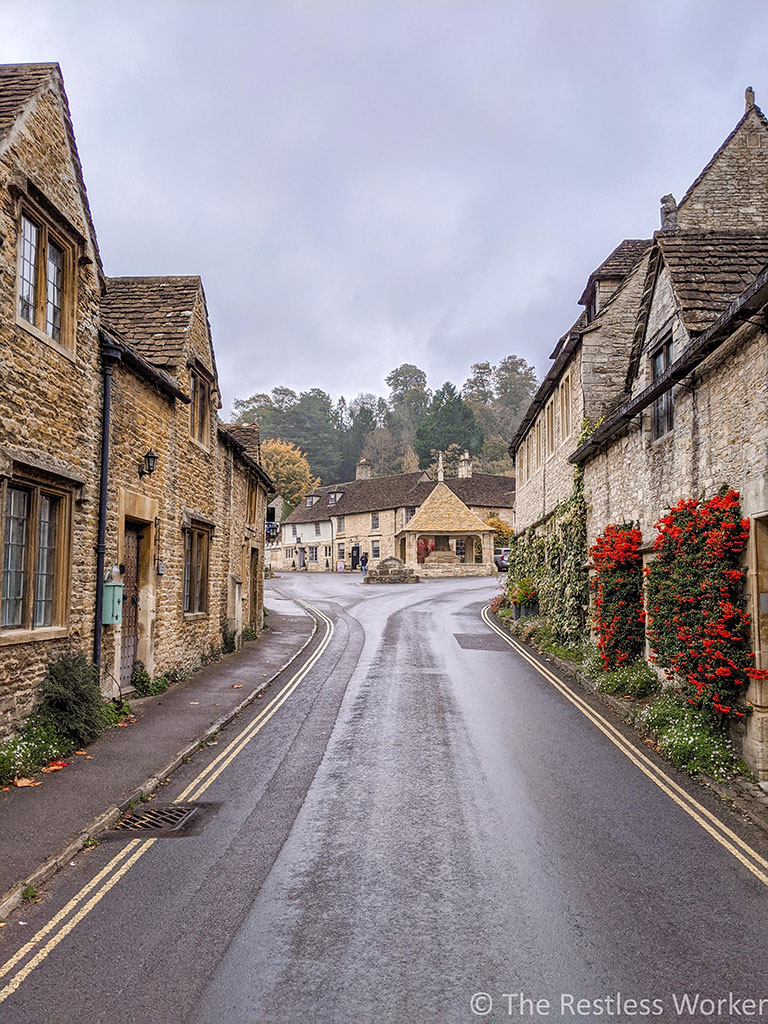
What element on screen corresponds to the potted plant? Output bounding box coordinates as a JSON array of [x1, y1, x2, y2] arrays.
[[511, 577, 538, 619]]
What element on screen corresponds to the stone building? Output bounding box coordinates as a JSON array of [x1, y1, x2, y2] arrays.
[[277, 456, 513, 575], [510, 89, 768, 779], [0, 63, 270, 733]]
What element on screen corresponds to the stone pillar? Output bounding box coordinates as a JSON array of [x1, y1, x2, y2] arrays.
[[405, 533, 418, 566]]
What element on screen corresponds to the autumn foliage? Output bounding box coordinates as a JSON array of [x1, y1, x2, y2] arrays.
[[259, 438, 320, 508], [590, 523, 644, 670], [645, 488, 763, 718]]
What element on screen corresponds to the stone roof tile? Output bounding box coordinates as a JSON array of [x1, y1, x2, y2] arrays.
[[100, 276, 202, 367], [658, 232, 768, 330], [399, 483, 490, 534]]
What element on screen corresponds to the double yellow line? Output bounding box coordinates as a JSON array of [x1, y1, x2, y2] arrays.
[[0, 599, 334, 1006], [481, 605, 768, 889]]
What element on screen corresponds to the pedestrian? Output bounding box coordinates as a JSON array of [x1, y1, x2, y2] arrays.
[[360, 551, 369, 576]]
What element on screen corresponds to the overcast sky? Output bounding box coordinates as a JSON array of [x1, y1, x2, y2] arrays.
[[1, 1, 764, 415]]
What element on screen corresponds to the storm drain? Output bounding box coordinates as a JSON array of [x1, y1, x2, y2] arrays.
[[453, 633, 511, 652], [114, 803, 198, 833]]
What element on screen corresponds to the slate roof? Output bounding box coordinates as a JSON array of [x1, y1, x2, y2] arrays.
[[399, 484, 489, 534], [0, 62, 104, 276], [100, 277, 202, 367], [657, 232, 768, 331], [284, 471, 514, 524], [578, 239, 652, 305], [219, 423, 261, 462]]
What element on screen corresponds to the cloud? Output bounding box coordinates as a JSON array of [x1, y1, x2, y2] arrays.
[[1, 0, 766, 414]]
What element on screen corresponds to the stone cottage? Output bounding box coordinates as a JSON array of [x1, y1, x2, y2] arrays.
[[277, 455, 513, 576], [0, 63, 270, 733], [511, 89, 768, 779]]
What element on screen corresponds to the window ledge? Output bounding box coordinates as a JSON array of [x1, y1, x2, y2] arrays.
[[0, 625, 69, 647], [15, 316, 75, 363], [188, 436, 212, 457], [183, 612, 209, 622]]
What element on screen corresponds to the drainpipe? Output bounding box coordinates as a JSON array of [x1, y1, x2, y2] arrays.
[[94, 333, 123, 675]]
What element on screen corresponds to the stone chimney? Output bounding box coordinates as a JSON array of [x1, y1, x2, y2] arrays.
[[660, 194, 677, 231], [355, 457, 372, 480], [457, 450, 473, 479], [746, 86, 756, 111], [437, 452, 445, 482]]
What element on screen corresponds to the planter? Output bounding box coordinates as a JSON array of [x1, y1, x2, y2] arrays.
[[514, 602, 539, 619]]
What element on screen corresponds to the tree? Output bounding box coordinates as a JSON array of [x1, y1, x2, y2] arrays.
[[485, 514, 514, 547], [259, 438, 319, 508], [386, 363, 431, 449], [361, 427, 400, 476], [413, 382, 483, 468], [478, 435, 514, 475], [493, 355, 538, 436], [462, 362, 495, 405]]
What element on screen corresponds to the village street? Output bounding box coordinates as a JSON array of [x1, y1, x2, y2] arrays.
[[1, 575, 767, 1024]]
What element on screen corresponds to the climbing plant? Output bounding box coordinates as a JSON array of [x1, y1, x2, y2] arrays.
[[507, 424, 591, 644], [645, 486, 763, 719], [589, 523, 644, 670]]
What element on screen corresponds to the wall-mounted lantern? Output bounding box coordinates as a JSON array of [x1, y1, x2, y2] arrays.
[[138, 449, 158, 480]]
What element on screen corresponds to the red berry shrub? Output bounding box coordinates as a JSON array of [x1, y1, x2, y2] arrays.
[[590, 523, 644, 670], [645, 487, 763, 719]]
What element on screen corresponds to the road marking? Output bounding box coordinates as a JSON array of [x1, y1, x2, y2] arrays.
[[481, 606, 768, 888], [0, 600, 333, 1006]]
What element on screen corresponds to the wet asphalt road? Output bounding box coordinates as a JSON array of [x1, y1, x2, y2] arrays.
[[1, 575, 768, 1024]]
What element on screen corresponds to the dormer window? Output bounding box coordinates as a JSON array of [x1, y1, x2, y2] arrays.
[[306, 495, 316, 508], [328, 492, 342, 507]]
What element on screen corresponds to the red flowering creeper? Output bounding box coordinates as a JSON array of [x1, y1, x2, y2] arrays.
[[589, 523, 644, 671], [645, 486, 765, 719]]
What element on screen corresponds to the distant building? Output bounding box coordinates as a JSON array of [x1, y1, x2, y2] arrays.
[[276, 456, 514, 577]]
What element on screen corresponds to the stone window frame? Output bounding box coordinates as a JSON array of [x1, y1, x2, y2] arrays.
[[314, 522, 321, 537], [534, 419, 543, 472], [404, 506, 416, 526], [371, 540, 380, 559], [15, 198, 78, 360], [338, 542, 345, 560], [189, 364, 213, 450], [649, 332, 675, 441], [559, 373, 572, 441], [182, 521, 210, 617], [0, 470, 73, 645], [337, 515, 346, 534], [371, 511, 380, 531], [545, 398, 556, 459], [308, 545, 318, 562], [246, 479, 260, 526]]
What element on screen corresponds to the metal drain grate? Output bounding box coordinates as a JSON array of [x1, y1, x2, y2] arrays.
[[453, 633, 511, 651], [114, 803, 198, 832]]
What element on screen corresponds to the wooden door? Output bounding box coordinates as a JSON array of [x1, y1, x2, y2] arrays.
[[120, 524, 142, 689]]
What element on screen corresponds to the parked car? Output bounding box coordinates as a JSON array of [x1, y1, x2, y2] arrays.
[[494, 547, 510, 571]]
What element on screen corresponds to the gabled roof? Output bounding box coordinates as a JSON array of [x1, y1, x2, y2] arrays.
[[578, 239, 652, 305], [656, 232, 768, 331], [678, 101, 768, 211], [0, 62, 103, 276], [100, 276, 203, 368], [398, 483, 489, 534], [220, 422, 261, 462], [283, 471, 514, 524]]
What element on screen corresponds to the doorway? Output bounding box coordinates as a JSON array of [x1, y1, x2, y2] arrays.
[[120, 522, 143, 689], [250, 547, 260, 627], [351, 545, 360, 570]]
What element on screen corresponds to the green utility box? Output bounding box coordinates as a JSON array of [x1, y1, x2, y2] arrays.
[[102, 582, 124, 625]]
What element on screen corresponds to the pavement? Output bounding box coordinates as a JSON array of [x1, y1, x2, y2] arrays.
[[0, 585, 315, 919]]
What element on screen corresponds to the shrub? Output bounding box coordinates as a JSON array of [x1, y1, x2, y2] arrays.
[[222, 629, 237, 654], [639, 691, 745, 781], [592, 659, 660, 699], [242, 626, 259, 642], [510, 577, 537, 606], [38, 655, 108, 747], [130, 661, 152, 695], [589, 523, 644, 670], [0, 713, 72, 784], [645, 487, 763, 719]]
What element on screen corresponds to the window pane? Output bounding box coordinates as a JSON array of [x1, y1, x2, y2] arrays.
[[46, 241, 64, 341], [183, 530, 192, 612], [19, 216, 39, 325], [2, 488, 29, 627], [34, 494, 58, 627]]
